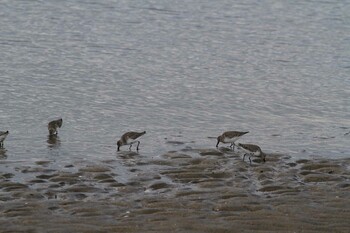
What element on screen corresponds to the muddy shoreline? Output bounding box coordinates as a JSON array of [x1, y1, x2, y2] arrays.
[[1, 148, 349, 232]]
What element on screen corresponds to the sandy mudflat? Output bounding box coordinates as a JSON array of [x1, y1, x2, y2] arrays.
[[0, 148, 349, 232]]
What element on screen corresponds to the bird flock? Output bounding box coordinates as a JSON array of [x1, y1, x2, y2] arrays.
[[1, 118, 266, 165]]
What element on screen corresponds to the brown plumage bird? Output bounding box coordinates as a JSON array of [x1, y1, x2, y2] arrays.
[[216, 131, 249, 150], [48, 118, 63, 135], [238, 143, 266, 164], [0, 131, 9, 148], [117, 131, 146, 151]]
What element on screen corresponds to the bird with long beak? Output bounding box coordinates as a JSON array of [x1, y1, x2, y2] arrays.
[[216, 131, 249, 150]]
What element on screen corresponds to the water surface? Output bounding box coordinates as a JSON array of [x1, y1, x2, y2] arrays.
[[1, 0, 349, 164]]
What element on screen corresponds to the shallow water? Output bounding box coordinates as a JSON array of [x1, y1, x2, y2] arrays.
[[0, 1, 350, 162], [0, 1, 350, 231], [1, 0, 349, 162]]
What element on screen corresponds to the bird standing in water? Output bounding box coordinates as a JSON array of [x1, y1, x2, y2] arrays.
[[48, 118, 63, 135], [238, 143, 266, 164], [0, 131, 9, 148], [216, 131, 249, 150], [117, 131, 146, 151]]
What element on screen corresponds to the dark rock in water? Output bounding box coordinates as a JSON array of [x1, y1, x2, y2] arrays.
[[109, 182, 126, 187], [36, 174, 59, 179], [35, 161, 51, 166], [188, 158, 205, 165], [180, 146, 194, 152], [21, 167, 56, 173], [13, 191, 45, 200], [1, 173, 14, 179], [281, 155, 292, 160], [166, 140, 185, 145], [213, 202, 267, 212], [259, 186, 288, 192], [48, 206, 59, 211], [208, 172, 231, 179], [299, 171, 318, 176], [2, 182, 28, 191], [65, 185, 101, 193], [29, 179, 47, 184], [94, 174, 114, 180], [45, 191, 58, 199], [199, 149, 224, 156], [74, 193, 87, 200], [79, 166, 111, 173], [260, 180, 274, 186], [148, 182, 172, 190], [162, 152, 192, 159], [98, 178, 118, 184], [149, 159, 175, 166], [301, 163, 340, 171], [337, 183, 350, 188], [286, 162, 297, 167], [49, 174, 81, 185], [129, 168, 140, 172], [303, 174, 343, 183], [48, 184, 61, 189], [296, 159, 310, 164], [251, 158, 265, 163]]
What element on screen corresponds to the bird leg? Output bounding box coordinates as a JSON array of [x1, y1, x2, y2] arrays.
[[136, 141, 140, 150], [231, 143, 235, 151], [249, 155, 252, 165], [243, 153, 247, 161], [129, 144, 132, 150]]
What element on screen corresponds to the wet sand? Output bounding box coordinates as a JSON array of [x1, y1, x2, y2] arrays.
[[1, 147, 349, 232]]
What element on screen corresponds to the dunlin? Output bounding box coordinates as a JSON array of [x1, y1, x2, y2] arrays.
[[48, 118, 63, 135], [216, 131, 249, 150], [238, 143, 266, 164], [0, 131, 9, 148], [117, 131, 146, 151]]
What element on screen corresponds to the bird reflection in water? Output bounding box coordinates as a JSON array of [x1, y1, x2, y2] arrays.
[[47, 134, 61, 149], [0, 148, 7, 160]]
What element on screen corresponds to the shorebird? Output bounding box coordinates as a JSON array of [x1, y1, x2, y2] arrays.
[[216, 131, 249, 150], [0, 131, 9, 148], [117, 131, 146, 151], [238, 143, 266, 164], [48, 118, 63, 135]]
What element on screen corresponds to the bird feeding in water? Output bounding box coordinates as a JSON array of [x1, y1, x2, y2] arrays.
[[0, 131, 9, 148], [48, 118, 63, 135], [238, 143, 266, 164], [216, 131, 249, 150], [117, 131, 146, 151]]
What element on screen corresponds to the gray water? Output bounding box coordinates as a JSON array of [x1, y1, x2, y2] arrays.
[[1, 0, 349, 166]]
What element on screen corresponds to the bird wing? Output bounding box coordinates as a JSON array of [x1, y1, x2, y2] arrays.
[[239, 143, 258, 151]]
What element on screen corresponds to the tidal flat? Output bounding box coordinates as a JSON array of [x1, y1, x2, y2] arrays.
[[0, 148, 349, 232]]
